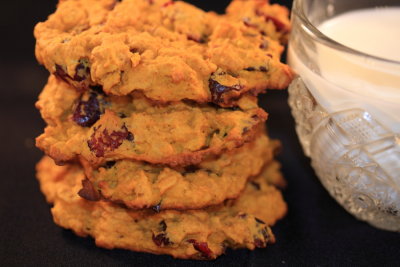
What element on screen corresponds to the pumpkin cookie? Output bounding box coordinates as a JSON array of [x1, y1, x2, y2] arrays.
[[36, 76, 267, 167], [34, 0, 293, 106], [79, 133, 278, 210], [36, 156, 287, 260]]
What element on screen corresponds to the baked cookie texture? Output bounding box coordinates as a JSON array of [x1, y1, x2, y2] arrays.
[[34, 0, 293, 106], [34, 0, 293, 260], [36, 75, 267, 166], [36, 156, 287, 260], [79, 133, 278, 210], [226, 0, 291, 43]]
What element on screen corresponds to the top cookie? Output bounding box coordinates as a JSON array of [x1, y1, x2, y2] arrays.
[[34, 0, 293, 107]]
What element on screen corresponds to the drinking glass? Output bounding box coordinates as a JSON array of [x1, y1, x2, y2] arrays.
[[287, 0, 400, 231]]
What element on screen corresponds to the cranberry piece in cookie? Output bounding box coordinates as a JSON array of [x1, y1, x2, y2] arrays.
[[78, 178, 100, 201], [152, 233, 172, 247], [54, 59, 91, 91], [73, 92, 101, 127], [88, 123, 134, 157], [187, 239, 214, 259], [209, 78, 243, 104]]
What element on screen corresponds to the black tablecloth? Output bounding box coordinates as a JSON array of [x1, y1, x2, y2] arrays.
[[1, 1, 399, 266]]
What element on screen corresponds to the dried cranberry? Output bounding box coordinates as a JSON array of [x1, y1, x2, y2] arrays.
[[265, 15, 287, 32], [209, 78, 242, 104], [254, 237, 266, 248], [152, 233, 171, 247], [54, 59, 91, 83], [73, 93, 101, 127], [255, 10, 287, 33], [162, 1, 174, 7], [187, 239, 213, 259], [78, 178, 100, 201], [87, 124, 134, 157]]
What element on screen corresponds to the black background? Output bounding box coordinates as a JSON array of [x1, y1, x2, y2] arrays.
[[0, 0, 399, 266]]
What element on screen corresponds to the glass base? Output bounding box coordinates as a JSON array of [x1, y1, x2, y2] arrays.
[[288, 77, 400, 232]]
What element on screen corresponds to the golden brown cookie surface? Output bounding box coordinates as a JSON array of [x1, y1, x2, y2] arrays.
[[79, 133, 278, 210], [34, 0, 293, 106], [36, 76, 267, 167], [36, 156, 286, 260], [226, 0, 291, 44]]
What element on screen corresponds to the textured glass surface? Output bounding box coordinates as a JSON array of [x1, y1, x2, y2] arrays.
[[288, 78, 400, 231]]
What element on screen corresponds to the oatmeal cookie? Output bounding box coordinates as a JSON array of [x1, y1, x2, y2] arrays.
[[36, 156, 287, 260], [36, 76, 267, 166], [79, 133, 278, 210], [34, 0, 293, 106]]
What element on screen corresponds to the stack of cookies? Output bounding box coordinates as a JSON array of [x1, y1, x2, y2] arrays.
[[34, 0, 293, 260]]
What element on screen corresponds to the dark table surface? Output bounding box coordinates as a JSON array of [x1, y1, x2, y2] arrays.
[[1, 0, 399, 266]]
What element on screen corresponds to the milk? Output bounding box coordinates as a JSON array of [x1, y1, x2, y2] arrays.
[[318, 8, 400, 62], [288, 5, 400, 232], [288, 7, 400, 132]]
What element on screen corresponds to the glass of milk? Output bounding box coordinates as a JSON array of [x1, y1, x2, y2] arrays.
[[287, 0, 400, 231]]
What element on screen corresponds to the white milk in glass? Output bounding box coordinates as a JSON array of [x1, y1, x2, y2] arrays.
[[288, 7, 400, 231], [289, 7, 400, 133], [318, 8, 400, 62]]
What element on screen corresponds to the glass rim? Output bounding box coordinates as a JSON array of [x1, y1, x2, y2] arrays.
[[293, 0, 400, 65]]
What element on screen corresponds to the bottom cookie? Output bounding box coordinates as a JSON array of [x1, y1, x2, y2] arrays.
[[36, 157, 287, 260]]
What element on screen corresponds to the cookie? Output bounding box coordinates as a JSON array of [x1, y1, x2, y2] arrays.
[[36, 76, 267, 166], [78, 132, 278, 210], [34, 0, 293, 106], [36, 156, 287, 260]]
